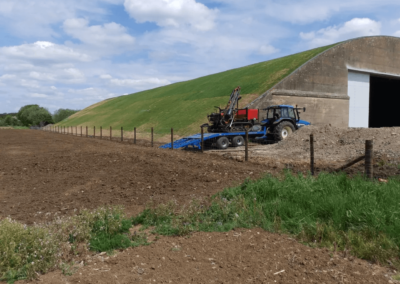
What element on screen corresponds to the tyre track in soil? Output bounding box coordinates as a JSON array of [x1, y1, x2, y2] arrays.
[[0, 130, 266, 224]]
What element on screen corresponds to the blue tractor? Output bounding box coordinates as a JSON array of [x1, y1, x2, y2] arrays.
[[260, 105, 310, 141]]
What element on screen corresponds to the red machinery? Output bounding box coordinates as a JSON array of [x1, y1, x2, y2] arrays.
[[204, 86, 260, 133]]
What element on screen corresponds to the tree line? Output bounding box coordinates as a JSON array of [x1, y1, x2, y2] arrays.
[[0, 105, 79, 127]]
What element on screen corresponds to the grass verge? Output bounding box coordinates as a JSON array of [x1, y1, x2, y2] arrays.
[[134, 172, 400, 266]]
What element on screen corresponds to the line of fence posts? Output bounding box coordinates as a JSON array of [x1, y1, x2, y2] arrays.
[[41, 126, 376, 180]]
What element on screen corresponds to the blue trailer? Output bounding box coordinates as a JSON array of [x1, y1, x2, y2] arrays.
[[159, 127, 268, 150]]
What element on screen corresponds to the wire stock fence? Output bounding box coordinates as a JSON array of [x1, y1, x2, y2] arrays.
[[38, 125, 375, 179]]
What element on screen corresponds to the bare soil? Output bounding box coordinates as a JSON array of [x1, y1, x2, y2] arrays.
[[0, 129, 398, 283], [0, 130, 265, 224], [22, 229, 394, 284]]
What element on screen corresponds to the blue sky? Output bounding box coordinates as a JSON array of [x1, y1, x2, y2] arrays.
[[0, 0, 399, 113]]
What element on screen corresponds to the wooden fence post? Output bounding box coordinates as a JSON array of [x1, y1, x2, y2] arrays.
[[245, 128, 249, 162], [81, 126, 82, 137], [171, 128, 174, 150], [151, 127, 154, 147], [310, 134, 315, 176], [134, 127, 136, 144], [201, 126, 204, 153], [365, 140, 374, 180], [121, 127, 123, 142], [110, 126, 112, 141], [94, 126, 95, 138]]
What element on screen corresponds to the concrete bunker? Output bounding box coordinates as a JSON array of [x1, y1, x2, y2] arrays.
[[248, 36, 400, 128]]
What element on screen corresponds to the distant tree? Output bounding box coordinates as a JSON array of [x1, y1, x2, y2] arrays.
[[30, 108, 54, 126], [0, 115, 21, 126], [17, 105, 39, 126], [4, 115, 13, 126], [53, 108, 79, 123], [17, 105, 53, 126]]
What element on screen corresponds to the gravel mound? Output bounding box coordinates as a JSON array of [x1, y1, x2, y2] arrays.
[[252, 125, 400, 163]]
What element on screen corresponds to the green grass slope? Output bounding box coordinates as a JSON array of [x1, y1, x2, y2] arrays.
[[61, 44, 335, 135]]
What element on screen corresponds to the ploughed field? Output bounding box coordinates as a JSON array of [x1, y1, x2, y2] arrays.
[[0, 130, 398, 284], [0, 130, 264, 224]]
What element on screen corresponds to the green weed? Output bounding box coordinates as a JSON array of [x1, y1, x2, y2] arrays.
[[134, 172, 400, 267]]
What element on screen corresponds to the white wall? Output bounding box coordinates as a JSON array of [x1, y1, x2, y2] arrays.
[[348, 71, 370, 128]]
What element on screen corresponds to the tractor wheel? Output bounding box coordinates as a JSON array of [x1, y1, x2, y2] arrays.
[[216, 137, 229, 150], [232, 136, 244, 147], [273, 121, 295, 141]]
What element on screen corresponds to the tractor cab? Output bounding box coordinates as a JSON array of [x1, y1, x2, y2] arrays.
[[261, 105, 310, 141]]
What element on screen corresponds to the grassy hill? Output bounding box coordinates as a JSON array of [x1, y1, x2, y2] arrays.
[[60, 44, 335, 136]]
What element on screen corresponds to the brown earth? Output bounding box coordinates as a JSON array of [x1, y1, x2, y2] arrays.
[[0, 130, 266, 224], [21, 228, 395, 284], [0, 129, 399, 283]]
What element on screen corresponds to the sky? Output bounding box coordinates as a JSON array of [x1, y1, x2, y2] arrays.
[[0, 0, 400, 114]]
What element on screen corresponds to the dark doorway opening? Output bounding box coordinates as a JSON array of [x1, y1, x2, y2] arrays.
[[369, 75, 400, 128]]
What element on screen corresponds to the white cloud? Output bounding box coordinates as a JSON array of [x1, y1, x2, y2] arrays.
[[300, 18, 381, 47], [100, 74, 113, 79], [29, 93, 49, 98], [265, 2, 334, 24], [0, 41, 91, 64], [124, 0, 217, 31], [258, 45, 279, 55], [27, 68, 85, 84], [109, 77, 171, 89], [394, 31, 400, 37], [0, 74, 17, 81], [63, 18, 135, 55], [0, 0, 124, 39], [260, 0, 400, 24]]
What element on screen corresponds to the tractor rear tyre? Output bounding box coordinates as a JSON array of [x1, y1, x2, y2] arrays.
[[273, 121, 295, 141], [216, 137, 229, 150], [232, 136, 244, 147]]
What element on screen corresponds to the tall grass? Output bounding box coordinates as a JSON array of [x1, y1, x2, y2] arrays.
[[134, 172, 400, 265]]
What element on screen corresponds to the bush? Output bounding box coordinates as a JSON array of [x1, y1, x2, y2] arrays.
[[53, 109, 79, 124], [0, 218, 60, 281], [0, 206, 140, 282]]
